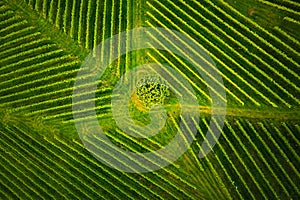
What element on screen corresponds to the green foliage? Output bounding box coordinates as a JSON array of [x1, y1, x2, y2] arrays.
[[0, 0, 299, 199], [136, 75, 170, 109]]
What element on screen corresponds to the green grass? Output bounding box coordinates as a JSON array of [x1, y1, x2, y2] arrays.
[[0, 0, 299, 199]]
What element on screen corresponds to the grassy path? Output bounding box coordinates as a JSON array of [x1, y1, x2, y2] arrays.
[[140, 103, 300, 120], [198, 106, 300, 120]]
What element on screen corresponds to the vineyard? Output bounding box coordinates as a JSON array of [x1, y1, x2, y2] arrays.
[[0, 0, 299, 199]]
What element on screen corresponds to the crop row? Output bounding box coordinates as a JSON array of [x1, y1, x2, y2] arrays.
[[52, 136, 160, 199], [210, 0, 300, 75], [4, 125, 99, 199], [267, 0, 300, 10], [69, 139, 169, 200], [166, 0, 300, 69], [1, 122, 131, 199], [1, 134, 67, 199], [145, 9, 275, 106], [74, 132, 197, 199], [167, 116, 230, 199], [0, 0, 134, 118], [146, 31, 248, 106], [1, 130, 74, 199], [146, 0, 300, 107], [84, 128, 196, 199], [41, 95, 112, 120], [68, 103, 211, 199], [0, 159, 37, 199], [257, 0, 300, 15], [272, 26, 300, 57], [24, 0, 128, 53], [0, 114, 207, 199], [214, 0, 299, 78], [196, 117, 300, 199], [190, 117, 239, 199], [42, 136, 129, 199], [70, 109, 200, 195], [0, 61, 78, 108]]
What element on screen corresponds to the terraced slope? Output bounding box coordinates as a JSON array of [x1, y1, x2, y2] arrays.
[[0, 0, 299, 199]]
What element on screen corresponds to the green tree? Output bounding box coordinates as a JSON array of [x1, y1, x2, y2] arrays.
[[136, 75, 170, 108]]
